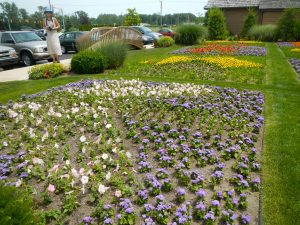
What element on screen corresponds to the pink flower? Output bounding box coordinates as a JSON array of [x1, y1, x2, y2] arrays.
[[47, 184, 56, 193]]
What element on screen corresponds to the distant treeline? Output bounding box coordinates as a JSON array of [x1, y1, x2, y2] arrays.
[[0, 2, 204, 31]]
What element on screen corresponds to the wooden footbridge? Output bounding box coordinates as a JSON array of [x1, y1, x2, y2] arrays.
[[76, 26, 144, 51]]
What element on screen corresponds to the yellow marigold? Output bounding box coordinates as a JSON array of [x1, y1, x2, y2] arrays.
[[291, 48, 300, 52], [199, 56, 263, 68], [156, 56, 193, 65]]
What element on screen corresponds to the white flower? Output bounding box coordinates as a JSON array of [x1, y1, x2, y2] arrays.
[[54, 143, 59, 149], [115, 190, 122, 197], [79, 168, 85, 175], [80, 135, 86, 142], [66, 160, 70, 165], [82, 147, 86, 154], [81, 175, 89, 185], [105, 124, 112, 129], [71, 168, 79, 178], [55, 112, 62, 118], [106, 172, 111, 180], [112, 147, 117, 153], [93, 113, 98, 119], [32, 157, 44, 165], [15, 179, 22, 187], [126, 151, 132, 158], [3, 142, 8, 147], [98, 184, 109, 194], [102, 153, 109, 160]]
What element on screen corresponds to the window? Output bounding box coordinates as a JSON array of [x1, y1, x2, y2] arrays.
[[64, 33, 75, 40], [1, 33, 14, 44], [11, 32, 41, 43]]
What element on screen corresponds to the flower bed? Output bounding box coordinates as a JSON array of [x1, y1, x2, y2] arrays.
[[170, 43, 266, 56], [137, 56, 264, 84], [289, 58, 300, 75], [0, 80, 264, 224]]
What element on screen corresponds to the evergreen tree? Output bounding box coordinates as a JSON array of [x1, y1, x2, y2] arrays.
[[207, 7, 228, 40], [276, 8, 297, 41], [241, 9, 257, 38], [123, 8, 141, 26]]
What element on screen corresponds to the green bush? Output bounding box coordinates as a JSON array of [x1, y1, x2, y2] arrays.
[[28, 63, 64, 80], [207, 7, 228, 40], [157, 36, 175, 47], [175, 24, 208, 45], [248, 24, 277, 41], [96, 41, 128, 69], [71, 50, 107, 74], [0, 182, 38, 224], [276, 8, 299, 41], [241, 9, 258, 38]]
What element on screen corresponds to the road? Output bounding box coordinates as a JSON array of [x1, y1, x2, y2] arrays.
[[0, 53, 74, 72]]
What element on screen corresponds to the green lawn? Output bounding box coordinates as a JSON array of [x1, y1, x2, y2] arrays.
[[0, 43, 299, 224]]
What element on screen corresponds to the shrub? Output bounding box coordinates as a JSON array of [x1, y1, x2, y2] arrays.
[[28, 63, 64, 80], [241, 9, 258, 38], [0, 182, 38, 224], [96, 41, 128, 69], [248, 24, 277, 41], [71, 50, 107, 74], [157, 36, 175, 47], [175, 24, 208, 45], [207, 7, 228, 40], [276, 8, 298, 41]]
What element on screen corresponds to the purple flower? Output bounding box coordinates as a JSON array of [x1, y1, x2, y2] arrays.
[[195, 188, 206, 198], [82, 216, 93, 224], [195, 201, 206, 211], [211, 200, 220, 207], [177, 188, 185, 196], [241, 214, 251, 224], [155, 194, 165, 202], [204, 211, 215, 221]]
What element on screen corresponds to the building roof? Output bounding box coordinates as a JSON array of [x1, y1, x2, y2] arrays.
[[259, 0, 300, 9], [204, 0, 300, 9], [204, 0, 260, 9]]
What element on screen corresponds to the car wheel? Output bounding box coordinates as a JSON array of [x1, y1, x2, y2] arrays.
[[61, 46, 67, 54], [21, 52, 35, 66], [47, 58, 54, 62]]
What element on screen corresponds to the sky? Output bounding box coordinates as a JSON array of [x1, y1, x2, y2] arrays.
[[5, 0, 208, 17]]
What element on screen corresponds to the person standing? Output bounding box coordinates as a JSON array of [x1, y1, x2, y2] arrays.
[[43, 8, 62, 63]]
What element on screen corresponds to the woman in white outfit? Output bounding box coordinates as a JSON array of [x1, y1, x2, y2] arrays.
[[43, 9, 62, 63]]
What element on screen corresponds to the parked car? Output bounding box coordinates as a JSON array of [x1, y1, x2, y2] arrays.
[[0, 45, 19, 69], [157, 28, 175, 38], [59, 31, 86, 53], [0, 31, 51, 66], [142, 35, 154, 45], [35, 29, 47, 40], [131, 26, 163, 42]]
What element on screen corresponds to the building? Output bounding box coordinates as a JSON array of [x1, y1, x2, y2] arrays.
[[204, 0, 300, 35]]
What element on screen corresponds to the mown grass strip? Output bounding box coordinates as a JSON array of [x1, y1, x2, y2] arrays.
[[262, 43, 300, 225]]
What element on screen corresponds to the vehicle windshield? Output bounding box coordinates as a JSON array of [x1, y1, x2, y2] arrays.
[[11, 32, 42, 43], [139, 27, 153, 33]]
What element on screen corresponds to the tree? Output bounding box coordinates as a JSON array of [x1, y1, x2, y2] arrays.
[[241, 9, 257, 38], [123, 8, 141, 26], [0, 2, 20, 29], [75, 10, 90, 25], [276, 8, 298, 41], [207, 7, 228, 40]]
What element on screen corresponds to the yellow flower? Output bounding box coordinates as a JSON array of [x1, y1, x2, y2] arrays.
[[156, 56, 193, 65], [198, 56, 263, 68], [291, 48, 300, 52]]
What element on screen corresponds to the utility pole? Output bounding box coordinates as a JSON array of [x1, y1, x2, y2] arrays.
[[160, 0, 163, 27]]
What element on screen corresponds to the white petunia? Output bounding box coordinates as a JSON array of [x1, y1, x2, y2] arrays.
[[105, 172, 111, 180], [115, 190, 122, 198], [98, 184, 109, 194], [105, 124, 112, 129], [54, 143, 59, 149], [66, 160, 70, 165], [3, 142, 8, 147], [126, 151, 132, 158], [15, 179, 22, 187], [81, 175, 89, 184], [80, 135, 86, 142], [71, 168, 79, 178], [32, 157, 44, 165], [102, 153, 109, 160]]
